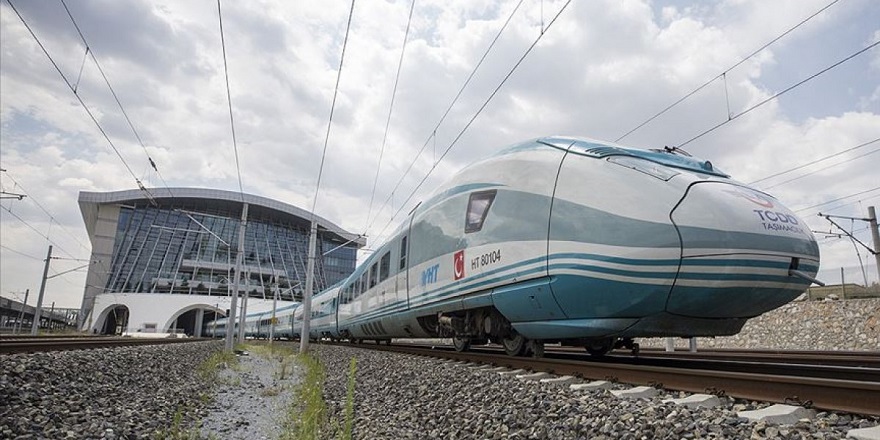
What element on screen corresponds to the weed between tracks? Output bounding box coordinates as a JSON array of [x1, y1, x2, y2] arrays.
[[280, 353, 358, 440], [154, 348, 237, 440]]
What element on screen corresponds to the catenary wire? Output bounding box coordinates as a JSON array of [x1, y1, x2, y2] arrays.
[[0, 170, 92, 253], [366, 0, 416, 232], [749, 137, 880, 185], [5, 0, 155, 204], [58, 0, 175, 198], [216, 0, 244, 200], [762, 147, 880, 190], [0, 204, 82, 260], [311, 0, 356, 215], [677, 40, 880, 148], [810, 193, 880, 216], [371, 0, 573, 244], [364, 0, 525, 233], [615, 0, 840, 142], [794, 186, 880, 213], [0, 244, 42, 261]]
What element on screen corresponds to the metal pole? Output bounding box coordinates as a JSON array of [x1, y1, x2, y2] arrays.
[[15, 289, 29, 334], [48, 302, 55, 332], [299, 221, 318, 353], [269, 283, 278, 344], [237, 273, 250, 343], [225, 203, 248, 351], [30, 246, 52, 336], [841, 267, 846, 300], [868, 206, 880, 285]]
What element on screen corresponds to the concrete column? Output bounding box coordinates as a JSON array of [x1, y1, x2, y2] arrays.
[[665, 337, 675, 352], [194, 309, 205, 338], [689, 337, 697, 352]]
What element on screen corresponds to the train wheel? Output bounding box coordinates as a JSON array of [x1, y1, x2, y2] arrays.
[[502, 333, 527, 356], [585, 338, 614, 357], [452, 336, 471, 352], [529, 340, 545, 358]]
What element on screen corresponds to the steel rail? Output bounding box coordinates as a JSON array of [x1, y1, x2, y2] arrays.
[[348, 344, 880, 416], [0, 337, 210, 354]]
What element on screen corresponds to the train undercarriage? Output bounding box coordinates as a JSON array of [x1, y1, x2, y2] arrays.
[[421, 307, 640, 358]]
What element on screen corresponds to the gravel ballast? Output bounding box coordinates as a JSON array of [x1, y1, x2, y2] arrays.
[[0, 341, 220, 439], [316, 345, 879, 440], [1, 297, 878, 439]]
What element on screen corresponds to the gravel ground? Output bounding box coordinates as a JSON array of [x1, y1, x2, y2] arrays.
[[316, 344, 879, 440], [0, 341, 220, 439], [198, 347, 300, 439]]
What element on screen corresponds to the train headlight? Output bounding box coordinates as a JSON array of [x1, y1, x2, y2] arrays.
[[608, 156, 680, 181]]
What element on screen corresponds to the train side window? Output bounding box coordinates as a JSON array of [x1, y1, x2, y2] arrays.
[[379, 251, 391, 281], [399, 236, 407, 270], [369, 263, 378, 288], [359, 273, 367, 296], [465, 190, 497, 233]]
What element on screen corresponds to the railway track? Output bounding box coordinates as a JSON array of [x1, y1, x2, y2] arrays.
[[0, 336, 209, 354], [333, 342, 880, 416]]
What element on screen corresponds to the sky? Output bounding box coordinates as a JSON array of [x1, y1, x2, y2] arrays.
[[1, 0, 879, 309]]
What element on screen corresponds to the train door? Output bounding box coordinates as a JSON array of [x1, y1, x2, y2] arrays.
[[401, 215, 414, 309]]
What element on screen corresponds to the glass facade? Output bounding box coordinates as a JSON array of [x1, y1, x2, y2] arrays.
[[103, 201, 357, 302]]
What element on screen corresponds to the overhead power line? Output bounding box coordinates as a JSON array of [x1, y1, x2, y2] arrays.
[[750, 137, 880, 185], [372, 0, 573, 243], [0, 244, 42, 261], [216, 0, 244, 200], [794, 186, 880, 213], [678, 39, 880, 148], [58, 0, 174, 197], [311, 0, 356, 214], [615, 0, 840, 142], [0, 204, 81, 260], [763, 147, 880, 190], [364, 0, 525, 234], [5, 0, 157, 205], [366, 0, 416, 230], [0, 170, 91, 253]]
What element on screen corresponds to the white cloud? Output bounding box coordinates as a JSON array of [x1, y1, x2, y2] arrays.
[[2, 0, 879, 308]]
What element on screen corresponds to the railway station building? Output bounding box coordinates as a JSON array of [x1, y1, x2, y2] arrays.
[[77, 187, 364, 336]]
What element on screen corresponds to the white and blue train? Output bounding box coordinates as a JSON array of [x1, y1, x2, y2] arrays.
[[210, 136, 820, 356], [204, 302, 299, 340]]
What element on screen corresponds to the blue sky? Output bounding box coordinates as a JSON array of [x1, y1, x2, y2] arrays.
[[1, 0, 878, 308]]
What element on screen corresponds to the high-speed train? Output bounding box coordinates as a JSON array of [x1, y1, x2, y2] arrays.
[[204, 302, 299, 339], [211, 136, 820, 356]]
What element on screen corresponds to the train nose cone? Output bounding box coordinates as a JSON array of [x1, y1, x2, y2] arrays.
[[667, 182, 820, 319]]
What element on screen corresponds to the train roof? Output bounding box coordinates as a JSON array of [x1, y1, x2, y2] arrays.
[[536, 136, 729, 177]]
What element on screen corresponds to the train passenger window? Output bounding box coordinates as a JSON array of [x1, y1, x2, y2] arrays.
[[465, 190, 497, 233], [359, 273, 367, 295], [399, 236, 408, 270], [379, 252, 391, 281], [369, 263, 378, 288]]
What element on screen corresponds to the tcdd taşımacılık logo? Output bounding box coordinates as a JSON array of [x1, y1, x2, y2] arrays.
[[453, 250, 465, 280]]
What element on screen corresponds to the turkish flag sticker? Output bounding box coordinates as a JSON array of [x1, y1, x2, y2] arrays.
[[453, 250, 465, 280]]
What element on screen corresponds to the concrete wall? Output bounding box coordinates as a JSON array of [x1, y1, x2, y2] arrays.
[[85, 292, 289, 335]]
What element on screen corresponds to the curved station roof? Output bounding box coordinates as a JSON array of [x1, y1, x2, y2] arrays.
[[78, 187, 365, 246]]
